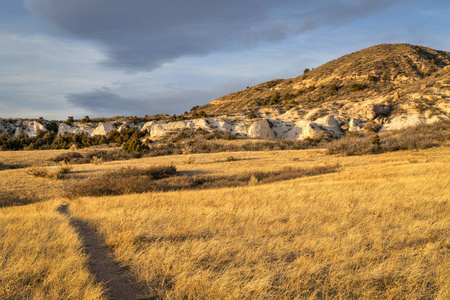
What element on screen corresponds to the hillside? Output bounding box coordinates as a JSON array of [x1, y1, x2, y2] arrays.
[[200, 43, 450, 115]]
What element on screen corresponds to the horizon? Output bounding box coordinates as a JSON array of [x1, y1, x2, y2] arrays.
[[1, 0, 450, 119]]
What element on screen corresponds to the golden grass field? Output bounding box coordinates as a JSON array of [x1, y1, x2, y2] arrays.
[[1, 146, 449, 299]]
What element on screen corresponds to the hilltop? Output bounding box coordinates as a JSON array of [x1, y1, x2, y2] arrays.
[[200, 43, 450, 115]]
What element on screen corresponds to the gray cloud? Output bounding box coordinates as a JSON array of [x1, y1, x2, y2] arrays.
[[67, 89, 148, 116], [66, 87, 230, 117], [25, 0, 404, 72]]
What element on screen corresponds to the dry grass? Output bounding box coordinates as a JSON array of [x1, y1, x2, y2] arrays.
[[63, 164, 338, 198], [1, 146, 449, 299], [0, 201, 105, 299], [66, 147, 450, 299], [326, 120, 450, 156]]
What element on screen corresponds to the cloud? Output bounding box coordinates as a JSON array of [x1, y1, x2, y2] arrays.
[[66, 87, 223, 117], [67, 89, 147, 116], [25, 0, 404, 72]]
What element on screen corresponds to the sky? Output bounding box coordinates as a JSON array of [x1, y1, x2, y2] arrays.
[[1, 0, 450, 120]]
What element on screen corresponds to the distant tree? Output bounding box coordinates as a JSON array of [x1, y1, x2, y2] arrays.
[[45, 121, 58, 133], [128, 116, 138, 123], [270, 92, 280, 105], [371, 134, 381, 148], [81, 116, 90, 123], [283, 93, 293, 101], [66, 116, 74, 125], [304, 68, 310, 74]]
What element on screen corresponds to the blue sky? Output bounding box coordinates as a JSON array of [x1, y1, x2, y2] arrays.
[[1, 0, 449, 120]]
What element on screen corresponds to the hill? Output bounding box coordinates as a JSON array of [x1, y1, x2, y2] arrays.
[[199, 43, 450, 115]]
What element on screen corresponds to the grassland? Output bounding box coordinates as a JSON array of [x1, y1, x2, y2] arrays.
[[1, 146, 449, 299], [0, 201, 104, 299]]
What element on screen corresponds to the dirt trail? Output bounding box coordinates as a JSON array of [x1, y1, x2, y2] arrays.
[[57, 204, 152, 300]]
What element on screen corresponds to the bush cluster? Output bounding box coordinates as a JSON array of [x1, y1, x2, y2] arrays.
[[0, 127, 148, 151], [49, 150, 140, 165], [64, 165, 339, 198]]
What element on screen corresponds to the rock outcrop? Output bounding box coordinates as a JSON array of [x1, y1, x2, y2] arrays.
[[248, 119, 275, 139], [92, 122, 115, 136]]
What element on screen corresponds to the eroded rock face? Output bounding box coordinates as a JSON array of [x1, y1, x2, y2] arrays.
[[247, 119, 275, 139], [58, 123, 76, 136], [0, 99, 448, 141], [349, 118, 364, 131], [92, 122, 115, 136], [380, 114, 448, 131], [359, 103, 391, 120], [13, 121, 47, 138], [141, 121, 167, 133]]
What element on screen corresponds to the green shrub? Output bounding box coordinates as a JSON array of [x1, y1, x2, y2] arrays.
[[350, 83, 366, 92], [122, 139, 149, 153]]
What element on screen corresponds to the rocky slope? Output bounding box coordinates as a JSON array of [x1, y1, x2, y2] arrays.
[[1, 43, 449, 141]]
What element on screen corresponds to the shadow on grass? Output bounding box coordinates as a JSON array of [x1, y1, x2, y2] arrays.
[[0, 163, 30, 171], [0, 191, 42, 208]]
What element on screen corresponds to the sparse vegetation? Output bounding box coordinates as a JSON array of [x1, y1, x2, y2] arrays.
[[64, 164, 338, 198], [0, 202, 105, 299], [27, 162, 72, 179], [327, 120, 450, 155]]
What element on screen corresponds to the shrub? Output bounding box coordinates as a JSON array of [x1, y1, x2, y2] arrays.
[[363, 121, 382, 133], [122, 139, 149, 153], [51, 152, 83, 163], [27, 165, 49, 178], [226, 156, 239, 162], [57, 162, 73, 178], [91, 156, 104, 165], [350, 83, 366, 92], [270, 93, 280, 105], [367, 75, 378, 82]]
